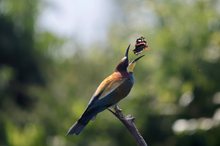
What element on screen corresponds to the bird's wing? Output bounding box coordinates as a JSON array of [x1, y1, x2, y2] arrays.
[[87, 73, 126, 107]]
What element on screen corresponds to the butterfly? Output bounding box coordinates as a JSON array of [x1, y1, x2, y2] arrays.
[[133, 36, 149, 55]]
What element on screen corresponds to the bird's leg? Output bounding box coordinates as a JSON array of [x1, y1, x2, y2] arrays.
[[114, 104, 122, 113], [108, 105, 123, 118]]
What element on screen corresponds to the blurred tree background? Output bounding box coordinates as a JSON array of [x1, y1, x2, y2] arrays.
[[1, 0, 220, 146]]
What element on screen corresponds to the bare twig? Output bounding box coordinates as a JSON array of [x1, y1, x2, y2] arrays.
[[108, 108, 148, 146]]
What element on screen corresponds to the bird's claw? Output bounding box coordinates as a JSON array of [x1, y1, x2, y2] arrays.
[[114, 105, 122, 113]]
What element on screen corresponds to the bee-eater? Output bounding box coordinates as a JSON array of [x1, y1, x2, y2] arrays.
[[67, 45, 145, 135]]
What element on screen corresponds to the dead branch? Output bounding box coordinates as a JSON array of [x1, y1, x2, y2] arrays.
[[108, 108, 148, 146]]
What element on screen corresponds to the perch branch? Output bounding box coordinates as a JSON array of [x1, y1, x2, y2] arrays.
[[108, 108, 148, 146]]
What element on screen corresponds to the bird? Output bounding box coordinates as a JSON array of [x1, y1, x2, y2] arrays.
[[67, 45, 146, 135]]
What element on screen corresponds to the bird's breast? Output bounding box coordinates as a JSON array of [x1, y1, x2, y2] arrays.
[[109, 77, 134, 104]]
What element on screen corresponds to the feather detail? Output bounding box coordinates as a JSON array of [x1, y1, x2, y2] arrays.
[[91, 115, 96, 121], [66, 121, 85, 135], [88, 72, 125, 106]]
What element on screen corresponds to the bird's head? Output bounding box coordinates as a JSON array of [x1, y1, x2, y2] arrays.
[[115, 45, 130, 72], [127, 55, 145, 73]]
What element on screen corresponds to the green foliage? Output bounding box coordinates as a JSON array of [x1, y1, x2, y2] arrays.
[[0, 0, 220, 146]]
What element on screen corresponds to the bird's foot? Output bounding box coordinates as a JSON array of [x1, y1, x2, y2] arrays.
[[108, 105, 124, 118], [114, 105, 122, 113]]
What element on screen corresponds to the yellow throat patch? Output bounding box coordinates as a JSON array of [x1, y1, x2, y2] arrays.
[[127, 62, 136, 73]]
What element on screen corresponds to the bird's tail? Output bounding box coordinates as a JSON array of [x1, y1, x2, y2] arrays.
[[66, 109, 96, 135], [67, 106, 105, 135], [66, 121, 86, 135]]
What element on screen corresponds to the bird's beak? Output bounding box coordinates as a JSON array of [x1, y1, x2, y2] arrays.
[[125, 44, 130, 59], [131, 55, 145, 63]]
